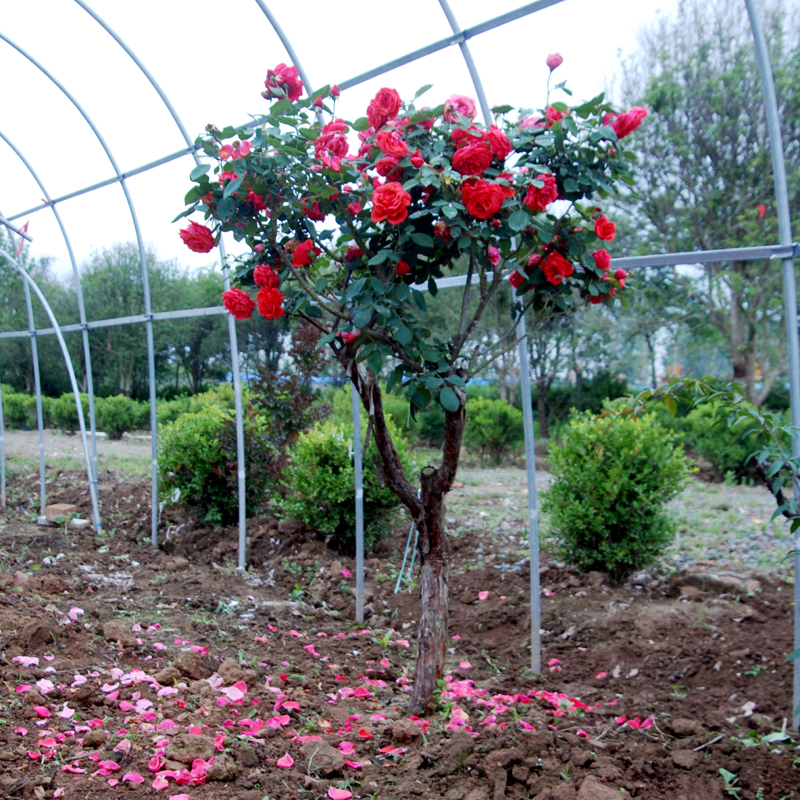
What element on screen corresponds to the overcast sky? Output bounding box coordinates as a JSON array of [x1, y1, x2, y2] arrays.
[[0, 0, 685, 285]]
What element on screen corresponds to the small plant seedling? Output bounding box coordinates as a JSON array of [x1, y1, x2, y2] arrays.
[[743, 664, 767, 678], [719, 768, 741, 799], [290, 584, 304, 601]]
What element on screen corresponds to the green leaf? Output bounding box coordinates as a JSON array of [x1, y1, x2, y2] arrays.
[[352, 117, 371, 131], [217, 196, 236, 221], [223, 176, 245, 198], [428, 277, 438, 297], [414, 84, 433, 99], [368, 351, 383, 374], [370, 277, 386, 295], [353, 308, 373, 327], [664, 396, 678, 417], [442, 204, 458, 219], [411, 232, 434, 248], [786, 648, 800, 662], [396, 325, 412, 345], [190, 163, 211, 181], [412, 289, 427, 313], [491, 104, 513, 114], [172, 207, 194, 223], [508, 209, 531, 232], [314, 277, 329, 292], [440, 386, 460, 412], [368, 250, 391, 266]]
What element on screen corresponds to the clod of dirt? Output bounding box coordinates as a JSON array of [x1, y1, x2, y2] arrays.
[[569, 747, 594, 768], [430, 730, 476, 777], [81, 728, 107, 748], [164, 733, 216, 764], [234, 743, 260, 768], [300, 740, 345, 775], [575, 775, 623, 800], [674, 569, 761, 595], [13, 570, 30, 589], [680, 585, 703, 601], [392, 718, 422, 743], [102, 619, 137, 647], [278, 518, 304, 536], [153, 665, 182, 684], [207, 752, 239, 781], [172, 650, 206, 680], [16, 620, 60, 650], [666, 718, 705, 737], [218, 656, 257, 685], [671, 749, 701, 769]]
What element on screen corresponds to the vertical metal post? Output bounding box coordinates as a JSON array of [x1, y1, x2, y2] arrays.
[[0, 373, 5, 507], [23, 279, 46, 517], [351, 383, 365, 622], [745, 0, 800, 728], [516, 314, 541, 674]]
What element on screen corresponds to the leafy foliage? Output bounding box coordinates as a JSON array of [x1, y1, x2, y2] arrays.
[[463, 397, 524, 463], [95, 395, 141, 440], [279, 418, 418, 552], [542, 411, 688, 582]]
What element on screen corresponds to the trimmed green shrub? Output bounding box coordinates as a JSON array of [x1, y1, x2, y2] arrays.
[[156, 397, 192, 427], [280, 418, 419, 552], [464, 397, 524, 463], [158, 405, 278, 524], [95, 395, 142, 440], [542, 411, 689, 582], [680, 402, 766, 481], [1, 391, 37, 428], [327, 384, 415, 434], [51, 393, 90, 434]]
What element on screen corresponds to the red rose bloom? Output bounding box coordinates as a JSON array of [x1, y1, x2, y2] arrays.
[[222, 288, 255, 320], [367, 88, 402, 129], [451, 142, 493, 176], [523, 174, 558, 212], [375, 156, 403, 181], [614, 268, 628, 288], [254, 264, 280, 289], [257, 287, 285, 320], [371, 182, 412, 224], [592, 249, 611, 271], [487, 125, 513, 160], [410, 150, 424, 168], [395, 260, 410, 276], [292, 240, 322, 267], [301, 200, 326, 221], [608, 106, 647, 139], [179, 222, 215, 253], [546, 105, 564, 126], [508, 269, 526, 289], [339, 331, 359, 344], [541, 252, 574, 285], [345, 246, 363, 263], [594, 215, 616, 241], [451, 125, 484, 149], [496, 172, 516, 199], [376, 130, 409, 159], [434, 221, 453, 241], [263, 63, 304, 102], [461, 179, 506, 220]]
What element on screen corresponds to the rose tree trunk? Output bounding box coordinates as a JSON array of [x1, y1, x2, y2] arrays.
[[345, 361, 465, 714]]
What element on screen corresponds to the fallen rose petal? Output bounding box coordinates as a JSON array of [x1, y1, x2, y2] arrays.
[[344, 759, 363, 769], [169, 795, 191, 800], [478, 591, 489, 601], [13, 655, 39, 667], [341, 568, 351, 578], [595, 672, 607, 679], [276, 753, 294, 768], [15, 727, 27, 736], [97, 760, 121, 771], [54, 790, 64, 798], [28, 751, 41, 760], [328, 789, 353, 800], [32, 706, 50, 718], [576, 729, 590, 738], [459, 661, 472, 669], [107, 779, 119, 787], [152, 775, 170, 790]]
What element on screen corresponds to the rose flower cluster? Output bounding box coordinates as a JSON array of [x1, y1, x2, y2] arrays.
[[179, 54, 645, 330]]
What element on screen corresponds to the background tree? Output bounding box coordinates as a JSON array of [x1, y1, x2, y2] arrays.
[[617, 0, 800, 404]]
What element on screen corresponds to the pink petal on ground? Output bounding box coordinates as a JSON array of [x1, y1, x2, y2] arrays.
[[614, 715, 627, 725], [67, 607, 84, 622], [53, 790, 64, 798], [148, 756, 164, 772], [13, 655, 39, 667], [639, 717, 654, 729], [353, 687, 371, 698], [168, 795, 191, 800], [15, 727, 27, 736], [107, 779, 119, 787], [276, 753, 294, 768], [547, 658, 560, 667], [97, 760, 121, 771], [16, 684, 32, 693], [36, 679, 55, 694], [27, 751, 41, 760], [283, 700, 301, 711], [519, 721, 536, 731], [32, 706, 50, 718], [459, 661, 472, 669], [344, 759, 363, 769], [452, 635, 462, 641], [478, 591, 489, 601], [341, 568, 351, 578], [289, 630, 302, 637], [396, 639, 409, 648], [152, 776, 169, 790], [595, 672, 607, 679], [61, 763, 85, 773], [328, 789, 353, 800], [576, 729, 590, 738]]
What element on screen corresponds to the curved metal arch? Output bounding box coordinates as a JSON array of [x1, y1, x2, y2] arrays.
[[71, 1, 248, 561], [0, 30, 161, 540], [437, 0, 494, 126], [0, 130, 101, 531], [0, 246, 100, 531]]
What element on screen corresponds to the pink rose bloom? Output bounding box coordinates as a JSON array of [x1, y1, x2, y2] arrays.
[[518, 114, 544, 130], [263, 63, 304, 102], [443, 94, 477, 123], [546, 53, 563, 71], [487, 246, 501, 266]]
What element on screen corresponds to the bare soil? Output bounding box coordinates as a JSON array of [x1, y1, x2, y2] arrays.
[[0, 466, 798, 800]]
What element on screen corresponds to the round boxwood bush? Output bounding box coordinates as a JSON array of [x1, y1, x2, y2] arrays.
[[280, 417, 419, 552], [95, 395, 142, 440], [158, 405, 277, 525], [51, 392, 90, 434], [542, 411, 689, 582], [463, 397, 524, 463]]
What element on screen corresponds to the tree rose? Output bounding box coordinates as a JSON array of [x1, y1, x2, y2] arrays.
[[410, 150, 424, 168], [433, 221, 452, 241], [179, 222, 215, 253], [540, 252, 574, 285], [292, 240, 321, 267], [222, 287, 255, 320], [451, 143, 493, 176], [546, 53, 563, 71], [592, 249, 611, 271], [367, 88, 402, 129], [254, 264, 280, 289], [487, 246, 501, 266], [487, 125, 512, 160], [395, 261, 410, 276], [263, 63, 304, 102], [376, 130, 409, 159], [508, 269, 526, 289], [376, 156, 403, 180], [257, 287, 285, 320], [461, 179, 506, 219], [605, 106, 648, 139], [314, 118, 349, 171], [443, 94, 477, 123], [594, 215, 616, 241], [523, 174, 558, 212], [371, 182, 412, 224]]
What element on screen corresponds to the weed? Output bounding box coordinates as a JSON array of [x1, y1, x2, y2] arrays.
[[719, 768, 741, 799]]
